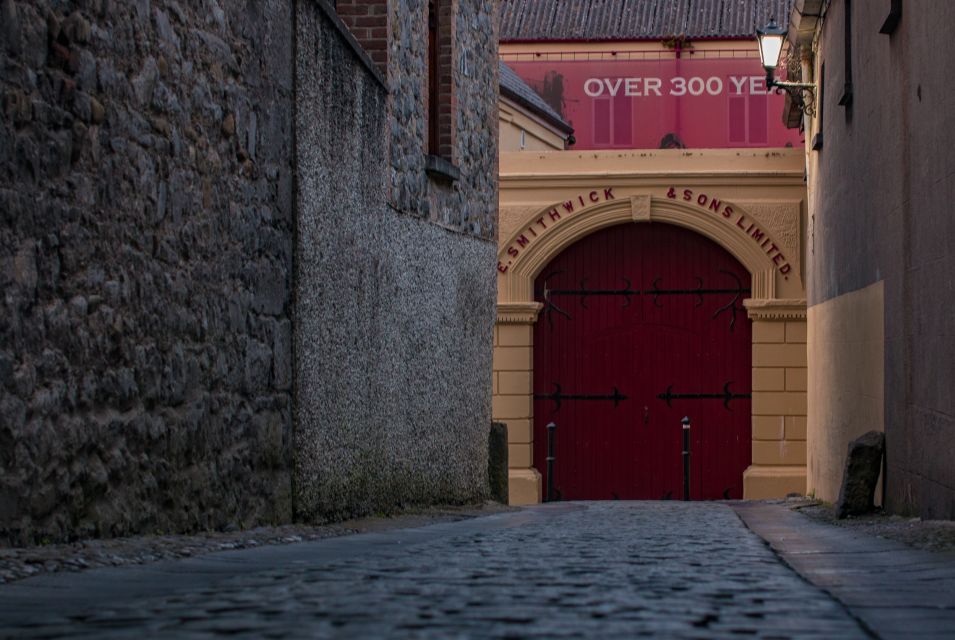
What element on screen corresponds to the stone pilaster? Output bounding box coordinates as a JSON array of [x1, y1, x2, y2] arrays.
[[492, 321, 541, 505]]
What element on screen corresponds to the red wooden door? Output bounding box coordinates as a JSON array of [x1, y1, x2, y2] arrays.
[[533, 223, 752, 500]]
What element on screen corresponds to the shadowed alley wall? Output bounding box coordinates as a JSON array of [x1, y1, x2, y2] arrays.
[[0, 0, 295, 544], [805, 0, 955, 518], [293, 1, 498, 520], [0, 0, 498, 544]]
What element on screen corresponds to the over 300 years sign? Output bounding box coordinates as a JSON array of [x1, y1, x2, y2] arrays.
[[583, 75, 774, 98]]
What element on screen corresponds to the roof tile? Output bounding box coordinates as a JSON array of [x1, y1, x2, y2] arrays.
[[500, 0, 794, 41]]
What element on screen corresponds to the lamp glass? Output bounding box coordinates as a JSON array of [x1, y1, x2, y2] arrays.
[[757, 32, 784, 71]]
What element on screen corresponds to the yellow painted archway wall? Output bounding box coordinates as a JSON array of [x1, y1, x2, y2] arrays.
[[494, 149, 810, 504]]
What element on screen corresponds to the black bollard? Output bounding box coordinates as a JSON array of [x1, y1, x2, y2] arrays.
[[681, 416, 691, 501], [546, 422, 557, 502]]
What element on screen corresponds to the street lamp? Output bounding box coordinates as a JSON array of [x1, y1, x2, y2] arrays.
[[756, 18, 817, 116]]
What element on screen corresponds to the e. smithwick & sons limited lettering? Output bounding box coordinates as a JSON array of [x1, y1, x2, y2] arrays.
[[497, 187, 791, 279], [666, 187, 792, 278], [497, 188, 615, 274]]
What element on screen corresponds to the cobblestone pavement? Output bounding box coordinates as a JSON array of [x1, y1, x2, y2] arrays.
[[0, 502, 869, 639]]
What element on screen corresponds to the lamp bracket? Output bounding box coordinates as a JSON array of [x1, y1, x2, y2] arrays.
[[767, 76, 817, 117]]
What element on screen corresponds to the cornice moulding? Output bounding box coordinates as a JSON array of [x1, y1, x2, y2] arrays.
[[497, 302, 543, 324], [744, 298, 808, 320]]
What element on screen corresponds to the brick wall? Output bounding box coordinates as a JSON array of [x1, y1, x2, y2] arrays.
[[431, 0, 456, 160], [335, 0, 388, 71]]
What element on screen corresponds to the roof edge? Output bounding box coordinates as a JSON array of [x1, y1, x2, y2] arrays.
[[500, 35, 759, 45], [499, 84, 575, 135]]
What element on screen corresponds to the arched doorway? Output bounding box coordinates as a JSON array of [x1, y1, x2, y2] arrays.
[[532, 222, 752, 500]]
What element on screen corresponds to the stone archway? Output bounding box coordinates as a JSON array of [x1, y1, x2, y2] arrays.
[[493, 192, 807, 504]]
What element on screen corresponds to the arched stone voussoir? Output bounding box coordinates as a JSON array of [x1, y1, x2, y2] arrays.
[[497, 196, 780, 305]]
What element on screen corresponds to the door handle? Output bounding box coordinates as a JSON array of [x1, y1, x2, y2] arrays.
[[643, 406, 649, 424]]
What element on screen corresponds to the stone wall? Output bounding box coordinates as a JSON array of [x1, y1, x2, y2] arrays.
[[0, 0, 499, 542], [293, 0, 498, 520], [388, 0, 498, 238], [0, 0, 295, 544]]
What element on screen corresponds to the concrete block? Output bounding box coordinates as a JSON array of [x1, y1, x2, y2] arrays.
[[753, 440, 807, 466], [498, 371, 532, 394], [786, 367, 808, 391], [492, 394, 531, 420], [498, 324, 532, 347], [835, 430, 885, 518], [508, 443, 532, 469], [753, 368, 786, 391], [752, 391, 807, 416], [785, 320, 807, 343], [753, 343, 807, 367], [753, 321, 786, 343], [493, 346, 532, 371], [753, 416, 785, 441]]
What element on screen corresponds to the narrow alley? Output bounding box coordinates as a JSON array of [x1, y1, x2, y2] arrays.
[[5, 502, 952, 638]]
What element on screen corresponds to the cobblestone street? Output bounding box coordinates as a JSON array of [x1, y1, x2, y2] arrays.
[[0, 503, 874, 638], [3, 0, 955, 637]]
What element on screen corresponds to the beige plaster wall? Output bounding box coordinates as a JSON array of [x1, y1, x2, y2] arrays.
[[807, 281, 885, 504], [499, 100, 566, 153]]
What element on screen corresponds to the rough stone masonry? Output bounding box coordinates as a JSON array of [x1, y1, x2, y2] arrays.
[[0, 0, 295, 545], [0, 0, 498, 544]]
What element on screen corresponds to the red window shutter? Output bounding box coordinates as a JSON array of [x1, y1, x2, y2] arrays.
[[728, 96, 746, 144], [748, 93, 768, 144], [613, 96, 632, 146], [594, 98, 611, 145]]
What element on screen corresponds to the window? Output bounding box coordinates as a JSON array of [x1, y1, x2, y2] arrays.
[[592, 90, 632, 147], [613, 94, 632, 145], [728, 91, 768, 146], [426, 0, 455, 162], [594, 98, 611, 145], [428, 1, 439, 155]]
